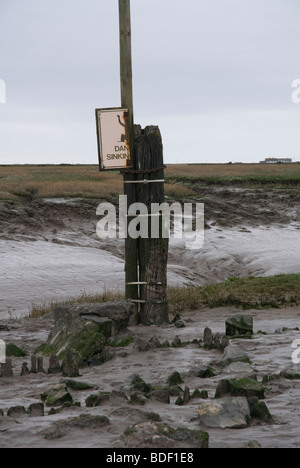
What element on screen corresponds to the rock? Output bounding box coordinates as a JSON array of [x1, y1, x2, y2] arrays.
[[175, 320, 186, 328], [120, 421, 209, 448], [27, 403, 44, 417], [41, 384, 73, 407], [61, 351, 80, 378], [30, 355, 37, 374], [215, 378, 265, 399], [48, 355, 61, 375], [197, 397, 250, 429], [37, 357, 46, 373], [191, 389, 208, 400], [151, 388, 170, 404], [203, 327, 213, 348], [243, 440, 262, 448], [175, 396, 183, 406], [222, 361, 253, 375], [248, 397, 273, 422], [62, 379, 95, 391], [42, 414, 110, 440], [85, 392, 110, 408], [129, 392, 147, 406], [190, 365, 215, 378], [21, 362, 30, 376], [0, 358, 13, 377], [172, 336, 182, 348], [126, 374, 151, 393], [183, 386, 190, 404], [280, 367, 300, 380], [6, 343, 27, 357], [226, 315, 253, 336], [167, 371, 184, 386], [221, 344, 251, 366], [35, 301, 134, 366], [7, 406, 27, 418]]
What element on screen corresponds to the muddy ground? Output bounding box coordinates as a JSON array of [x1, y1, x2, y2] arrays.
[[0, 185, 300, 448]]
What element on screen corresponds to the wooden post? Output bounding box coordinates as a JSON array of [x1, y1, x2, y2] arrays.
[[119, 0, 138, 302], [135, 126, 169, 326]]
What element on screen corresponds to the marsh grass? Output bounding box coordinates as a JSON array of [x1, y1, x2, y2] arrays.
[[2, 163, 300, 202], [30, 274, 300, 318]]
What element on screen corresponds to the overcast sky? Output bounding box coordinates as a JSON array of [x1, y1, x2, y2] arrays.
[[0, 0, 300, 165]]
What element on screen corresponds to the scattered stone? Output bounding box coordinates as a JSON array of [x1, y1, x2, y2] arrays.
[[280, 368, 300, 380], [175, 396, 184, 406], [36, 301, 134, 365], [222, 361, 253, 375], [0, 358, 13, 377], [175, 320, 186, 328], [215, 378, 265, 399], [151, 388, 170, 404], [42, 414, 110, 440], [183, 386, 190, 404], [203, 328, 213, 348], [197, 397, 250, 429], [62, 379, 95, 391], [190, 365, 215, 378], [126, 374, 151, 393], [30, 356, 37, 374], [6, 343, 27, 357], [21, 362, 30, 376], [171, 336, 182, 348], [41, 384, 73, 407], [248, 397, 273, 423], [129, 392, 147, 406], [85, 392, 110, 407], [48, 355, 61, 375], [243, 440, 262, 449], [262, 374, 281, 384], [61, 351, 80, 378], [120, 421, 209, 448], [221, 344, 251, 366], [37, 357, 46, 374], [27, 403, 44, 417], [167, 371, 184, 386], [191, 389, 208, 400], [226, 315, 253, 337], [7, 406, 27, 418]]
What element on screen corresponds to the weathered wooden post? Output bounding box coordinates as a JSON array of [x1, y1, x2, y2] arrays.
[[134, 126, 169, 325], [119, 0, 138, 303]]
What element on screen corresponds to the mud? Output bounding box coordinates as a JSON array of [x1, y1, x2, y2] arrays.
[[0, 188, 300, 448]]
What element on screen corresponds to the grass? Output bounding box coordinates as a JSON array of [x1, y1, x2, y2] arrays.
[[30, 274, 300, 318], [1, 163, 300, 202]]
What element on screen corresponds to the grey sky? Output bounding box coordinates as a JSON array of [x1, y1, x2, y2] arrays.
[[0, 0, 300, 164]]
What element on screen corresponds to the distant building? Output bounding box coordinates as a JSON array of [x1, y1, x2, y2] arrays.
[[260, 158, 293, 164]]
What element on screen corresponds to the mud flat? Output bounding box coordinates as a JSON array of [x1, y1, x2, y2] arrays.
[[1, 307, 300, 448]]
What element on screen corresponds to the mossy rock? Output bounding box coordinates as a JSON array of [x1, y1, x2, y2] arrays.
[[41, 385, 73, 407], [6, 343, 27, 357], [122, 422, 209, 448], [63, 379, 95, 391], [248, 397, 273, 422], [226, 315, 253, 337], [216, 378, 265, 400], [85, 392, 110, 408], [167, 371, 184, 386], [35, 302, 134, 367]]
